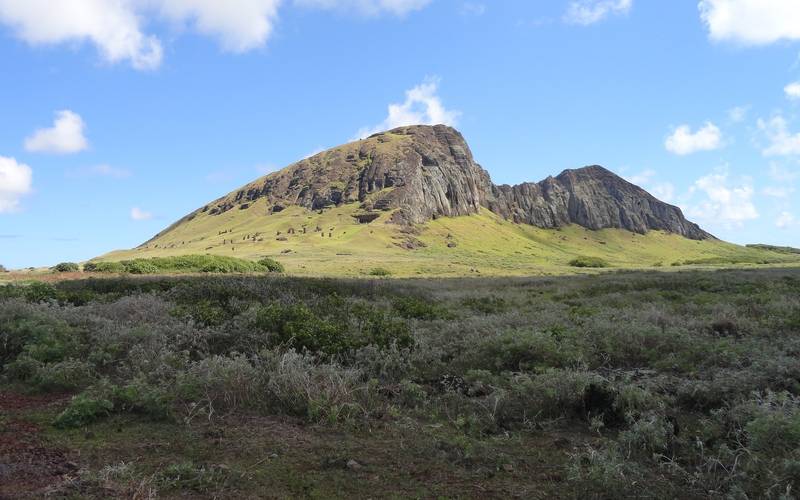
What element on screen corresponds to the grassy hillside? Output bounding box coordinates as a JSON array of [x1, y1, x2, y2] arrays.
[[99, 199, 800, 276]]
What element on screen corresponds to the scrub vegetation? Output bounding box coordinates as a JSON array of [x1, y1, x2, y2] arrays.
[[2, 268, 800, 497]]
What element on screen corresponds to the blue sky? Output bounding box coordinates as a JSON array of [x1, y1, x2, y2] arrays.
[[1, 0, 799, 268]]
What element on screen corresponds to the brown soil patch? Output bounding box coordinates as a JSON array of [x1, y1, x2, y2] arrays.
[[0, 391, 76, 499]]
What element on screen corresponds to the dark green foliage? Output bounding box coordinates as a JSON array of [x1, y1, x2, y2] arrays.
[[568, 256, 609, 268], [393, 296, 450, 320], [257, 257, 285, 273], [51, 262, 80, 273], [255, 299, 412, 355], [461, 296, 508, 314], [83, 261, 126, 273], [53, 393, 114, 428], [86, 255, 282, 275]]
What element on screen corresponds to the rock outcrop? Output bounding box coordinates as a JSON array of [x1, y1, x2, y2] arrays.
[[169, 124, 712, 240]]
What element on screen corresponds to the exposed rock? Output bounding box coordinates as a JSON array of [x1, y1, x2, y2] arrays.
[[148, 125, 712, 245]]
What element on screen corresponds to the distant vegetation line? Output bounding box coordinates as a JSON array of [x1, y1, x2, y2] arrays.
[[54, 255, 285, 275]]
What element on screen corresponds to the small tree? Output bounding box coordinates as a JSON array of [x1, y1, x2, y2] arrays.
[[52, 262, 80, 273], [0, 264, 7, 273]]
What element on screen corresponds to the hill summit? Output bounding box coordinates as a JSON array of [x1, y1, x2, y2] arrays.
[[157, 124, 710, 242]]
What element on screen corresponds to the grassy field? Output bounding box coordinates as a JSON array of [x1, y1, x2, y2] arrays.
[[98, 203, 800, 277], [2, 269, 800, 498]]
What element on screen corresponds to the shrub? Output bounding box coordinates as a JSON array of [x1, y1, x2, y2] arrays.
[[83, 261, 126, 273], [619, 413, 674, 457], [369, 268, 392, 277], [265, 351, 374, 422], [177, 355, 261, 416], [10, 358, 95, 392], [156, 462, 230, 493], [53, 393, 114, 428], [568, 256, 609, 268], [90, 255, 281, 275], [257, 257, 285, 273], [256, 303, 343, 354], [51, 262, 80, 273], [393, 296, 450, 320], [23, 282, 58, 302], [109, 381, 172, 421], [461, 296, 508, 315], [255, 301, 412, 356], [121, 259, 161, 274]]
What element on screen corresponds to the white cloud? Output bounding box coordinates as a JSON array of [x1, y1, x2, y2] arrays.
[[650, 182, 676, 203], [0, 0, 163, 70], [624, 169, 675, 202], [728, 105, 749, 123], [0, 0, 432, 69], [24, 110, 88, 154], [460, 2, 486, 16], [665, 122, 723, 155], [294, 0, 432, 16], [564, 0, 632, 26], [786, 82, 800, 100], [763, 186, 795, 198], [625, 169, 655, 186], [68, 164, 131, 179], [758, 115, 800, 156], [154, 0, 282, 53], [769, 162, 799, 182], [354, 77, 461, 139], [699, 0, 800, 45], [777, 211, 796, 229], [686, 169, 758, 226], [130, 206, 153, 221], [0, 156, 33, 214]]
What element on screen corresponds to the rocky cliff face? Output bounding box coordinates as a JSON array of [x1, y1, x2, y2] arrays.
[[187, 124, 711, 240]]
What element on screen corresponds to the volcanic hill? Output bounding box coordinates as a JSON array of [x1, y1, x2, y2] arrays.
[[101, 125, 794, 276]]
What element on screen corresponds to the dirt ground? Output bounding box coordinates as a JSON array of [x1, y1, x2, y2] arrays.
[[0, 392, 76, 499]]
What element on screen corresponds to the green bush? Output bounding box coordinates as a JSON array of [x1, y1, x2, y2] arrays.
[[369, 268, 392, 277], [51, 262, 80, 273], [121, 259, 161, 274], [255, 301, 412, 356], [53, 393, 114, 428], [568, 256, 609, 268], [88, 255, 282, 275], [393, 296, 450, 320], [23, 282, 58, 302], [110, 381, 172, 421], [10, 358, 95, 392], [83, 261, 126, 273], [257, 257, 285, 273]]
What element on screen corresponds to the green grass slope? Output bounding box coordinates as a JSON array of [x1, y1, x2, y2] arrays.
[[98, 199, 800, 277]]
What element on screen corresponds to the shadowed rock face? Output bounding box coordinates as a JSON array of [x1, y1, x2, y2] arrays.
[[179, 124, 712, 240]]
